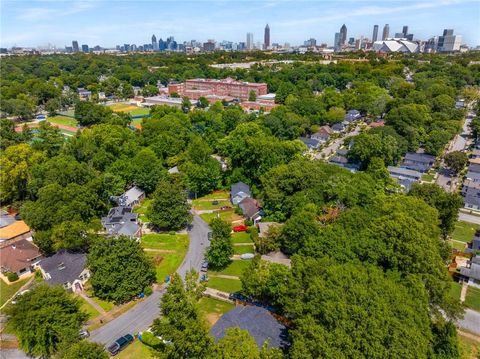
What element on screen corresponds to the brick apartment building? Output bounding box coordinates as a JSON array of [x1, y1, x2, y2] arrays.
[[168, 77, 268, 101]]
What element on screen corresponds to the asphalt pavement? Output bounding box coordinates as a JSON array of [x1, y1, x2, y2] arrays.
[[89, 214, 210, 345], [315, 125, 361, 159], [457, 308, 480, 335], [458, 212, 480, 225]]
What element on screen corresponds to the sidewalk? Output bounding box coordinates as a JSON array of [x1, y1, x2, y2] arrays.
[[78, 291, 106, 315]]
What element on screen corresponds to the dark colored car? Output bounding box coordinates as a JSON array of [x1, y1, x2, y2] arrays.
[[212, 200, 219, 205], [207, 231, 213, 240], [107, 334, 134, 356]]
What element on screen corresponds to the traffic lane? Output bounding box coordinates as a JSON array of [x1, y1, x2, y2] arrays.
[[457, 308, 480, 335], [458, 212, 480, 225]]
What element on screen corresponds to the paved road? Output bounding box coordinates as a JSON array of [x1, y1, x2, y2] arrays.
[[458, 308, 480, 335], [89, 214, 209, 345], [315, 125, 361, 159], [458, 212, 480, 225], [0, 349, 30, 359]]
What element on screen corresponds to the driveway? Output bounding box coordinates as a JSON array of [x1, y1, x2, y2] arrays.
[[89, 214, 209, 345], [458, 212, 480, 225], [458, 308, 480, 335]]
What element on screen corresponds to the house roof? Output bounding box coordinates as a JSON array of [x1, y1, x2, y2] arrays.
[[40, 251, 87, 286], [464, 194, 480, 208], [0, 212, 16, 228], [403, 152, 436, 164], [231, 182, 251, 198], [0, 221, 30, 241], [466, 171, 480, 181], [101, 207, 139, 237], [460, 262, 480, 281], [463, 179, 480, 190], [298, 137, 320, 149], [122, 186, 144, 206], [331, 123, 345, 131], [239, 198, 261, 218], [319, 125, 333, 135], [117, 221, 140, 237], [210, 305, 289, 349], [329, 155, 349, 165], [0, 239, 41, 273], [387, 166, 422, 179], [468, 164, 480, 174]]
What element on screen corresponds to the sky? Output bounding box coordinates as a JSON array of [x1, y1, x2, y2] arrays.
[[1, 0, 479, 48]]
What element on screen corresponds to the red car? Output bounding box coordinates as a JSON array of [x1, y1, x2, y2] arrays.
[[233, 224, 248, 232]]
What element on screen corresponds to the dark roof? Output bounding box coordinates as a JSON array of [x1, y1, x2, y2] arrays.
[[101, 206, 139, 237], [471, 238, 480, 251], [464, 194, 480, 208], [469, 164, 480, 174], [336, 148, 348, 156], [331, 123, 345, 131], [40, 251, 86, 285], [329, 155, 349, 165], [210, 305, 289, 349], [466, 171, 480, 182], [239, 198, 261, 218], [231, 182, 251, 198], [0, 211, 15, 228], [403, 152, 436, 164], [298, 137, 320, 149], [460, 261, 480, 281]]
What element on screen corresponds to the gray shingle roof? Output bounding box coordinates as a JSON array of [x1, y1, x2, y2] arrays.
[[210, 305, 289, 349], [231, 182, 251, 198], [464, 194, 480, 208], [460, 262, 480, 281], [40, 251, 86, 286], [101, 207, 140, 237], [469, 164, 480, 174], [0, 212, 16, 228], [122, 186, 144, 206], [298, 137, 320, 149]]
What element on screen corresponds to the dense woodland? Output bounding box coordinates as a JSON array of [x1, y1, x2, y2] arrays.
[[1, 51, 480, 358]]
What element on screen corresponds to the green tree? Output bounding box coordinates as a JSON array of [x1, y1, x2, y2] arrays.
[[278, 207, 320, 254], [248, 90, 257, 102], [87, 236, 156, 303], [197, 96, 209, 108], [142, 84, 159, 97], [210, 328, 260, 359], [347, 132, 402, 169], [181, 97, 192, 113], [32, 121, 65, 156], [206, 217, 234, 269], [444, 151, 468, 174], [6, 285, 87, 357], [431, 320, 460, 359], [55, 340, 109, 359], [148, 177, 192, 230]]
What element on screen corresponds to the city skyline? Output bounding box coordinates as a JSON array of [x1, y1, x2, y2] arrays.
[[1, 0, 479, 48]]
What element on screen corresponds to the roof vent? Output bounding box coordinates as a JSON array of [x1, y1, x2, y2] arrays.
[[58, 262, 66, 270]]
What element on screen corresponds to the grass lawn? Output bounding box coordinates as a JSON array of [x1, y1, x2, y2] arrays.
[[76, 295, 101, 320], [200, 210, 243, 225], [133, 199, 151, 222], [196, 191, 229, 200], [458, 332, 479, 359], [47, 115, 78, 127], [451, 221, 480, 243], [449, 281, 463, 301], [0, 277, 29, 307], [231, 232, 253, 244], [142, 233, 189, 283], [192, 199, 231, 211], [207, 277, 242, 293], [129, 107, 150, 116], [116, 339, 155, 359], [84, 284, 115, 312], [464, 286, 480, 311], [449, 240, 466, 252], [198, 297, 234, 327], [208, 260, 251, 277], [234, 245, 255, 255], [421, 172, 435, 182]]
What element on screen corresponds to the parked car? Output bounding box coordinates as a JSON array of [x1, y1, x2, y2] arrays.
[[212, 200, 219, 205], [220, 206, 232, 210], [79, 329, 90, 339], [207, 231, 213, 240], [201, 262, 208, 272], [200, 274, 209, 282], [107, 334, 134, 356], [233, 224, 248, 232]]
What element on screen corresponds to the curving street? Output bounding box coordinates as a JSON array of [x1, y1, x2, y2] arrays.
[[89, 214, 209, 345]]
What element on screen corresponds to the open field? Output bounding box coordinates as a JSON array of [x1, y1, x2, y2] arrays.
[[142, 234, 189, 283], [200, 210, 243, 225], [0, 277, 29, 307], [192, 199, 231, 211], [108, 103, 139, 112], [465, 286, 480, 311], [451, 221, 480, 243], [198, 297, 234, 327], [47, 115, 78, 127]]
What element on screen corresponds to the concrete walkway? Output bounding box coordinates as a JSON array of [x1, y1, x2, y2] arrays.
[[210, 274, 240, 280], [460, 283, 468, 303], [78, 291, 106, 315], [204, 287, 234, 302]]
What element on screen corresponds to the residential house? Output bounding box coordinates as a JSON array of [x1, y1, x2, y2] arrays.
[[239, 198, 262, 223], [466, 233, 480, 253], [331, 122, 346, 133], [231, 182, 251, 205], [77, 88, 92, 100], [462, 180, 480, 210], [387, 166, 422, 191], [39, 251, 89, 292], [344, 109, 361, 122], [471, 149, 480, 159], [298, 137, 320, 150], [466, 171, 480, 183], [0, 210, 15, 229], [210, 305, 289, 349], [311, 126, 333, 143], [119, 186, 145, 207], [0, 239, 41, 280], [460, 255, 480, 288], [101, 206, 141, 238], [455, 99, 465, 109], [329, 154, 360, 171], [401, 152, 436, 173], [0, 219, 32, 248]]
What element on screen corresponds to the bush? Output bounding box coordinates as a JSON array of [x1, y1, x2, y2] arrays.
[[140, 331, 163, 348], [245, 219, 253, 226], [6, 272, 19, 282], [144, 286, 153, 296], [169, 231, 176, 236]]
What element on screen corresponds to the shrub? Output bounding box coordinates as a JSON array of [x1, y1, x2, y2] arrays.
[[169, 231, 176, 236], [140, 331, 163, 348], [6, 272, 19, 282], [144, 286, 153, 296]]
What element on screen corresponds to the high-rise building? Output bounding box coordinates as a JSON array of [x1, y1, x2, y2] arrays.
[[246, 32, 254, 50], [304, 38, 317, 47], [81, 44, 89, 53], [151, 35, 158, 51], [437, 29, 462, 52], [402, 25, 409, 36], [72, 40, 79, 52], [382, 24, 390, 40], [203, 40, 216, 52], [339, 24, 347, 46], [334, 32, 340, 50], [372, 25, 379, 42], [264, 24, 270, 49]]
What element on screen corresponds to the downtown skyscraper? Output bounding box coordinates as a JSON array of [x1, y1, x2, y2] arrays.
[[382, 24, 390, 40], [372, 25, 379, 42], [264, 24, 270, 49], [246, 32, 254, 50], [339, 24, 347, 46]]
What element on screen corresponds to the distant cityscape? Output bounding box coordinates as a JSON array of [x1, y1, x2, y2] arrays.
[[1, 23, 476, 56]]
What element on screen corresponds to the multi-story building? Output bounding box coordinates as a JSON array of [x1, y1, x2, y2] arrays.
[[264, 24, 270, 49], [72, 40, 79, 52], [203, 40, 216, 52], [81, 44, 89, 53], [246, 32, 254, 50], [372, 25, 379, 42], [382, 24, 390, 40], [152, 34, 158, 51], [334, 32, 340, 50], [304, 38, 317, 47], [437, 29, 462, 52], [339, 24, 347, 46], [168, 77, 268, 101]]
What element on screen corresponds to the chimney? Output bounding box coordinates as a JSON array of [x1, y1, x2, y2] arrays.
[[11, 244, 16, 250]]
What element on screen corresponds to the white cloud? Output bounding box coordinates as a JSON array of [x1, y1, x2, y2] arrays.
[[17, 0, 97, 21]]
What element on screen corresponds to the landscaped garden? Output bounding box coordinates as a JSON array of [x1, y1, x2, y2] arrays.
[[133, 198, 152, 222], [141, 233, 189, 283]]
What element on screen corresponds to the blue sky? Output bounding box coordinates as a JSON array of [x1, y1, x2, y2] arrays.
[[1, 0, 479, 48]]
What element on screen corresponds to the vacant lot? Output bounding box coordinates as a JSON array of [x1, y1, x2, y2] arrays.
[[0, 277, 29, 307], [451, 221, 480, 243], [200, 210, 243, 225], [108, 103, 139, 112], [142, 233, 189, 283], [198, 297, 234, 327], [192, 199, 231, 211]]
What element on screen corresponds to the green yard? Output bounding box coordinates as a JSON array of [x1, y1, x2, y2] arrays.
[[448, 240, 466, 252], [192, 199, 231, 211], [84, 284, 115, 312], [47, 115, 78, 127], [142, 233, 189, 283], [198, 297, 234, 327], [458, 332, 480, 359], [451, 221, 480, 243], [206, 277, 242, 293], [233, 245, 255, 255], [464, 286, 480, 311], [200, 210, 243, 225], [129, 107, 150, 116], [231, 232, 253, 244], [76, 295, 101, 320], [116, 339, 155, 359], [0, 277, 30, 307], [208, 260, 251, 277], [449, 281, 462, 301], [196, 191, 230, 201], [421, 172, 435, 182], [133, 199, 151, 222]]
